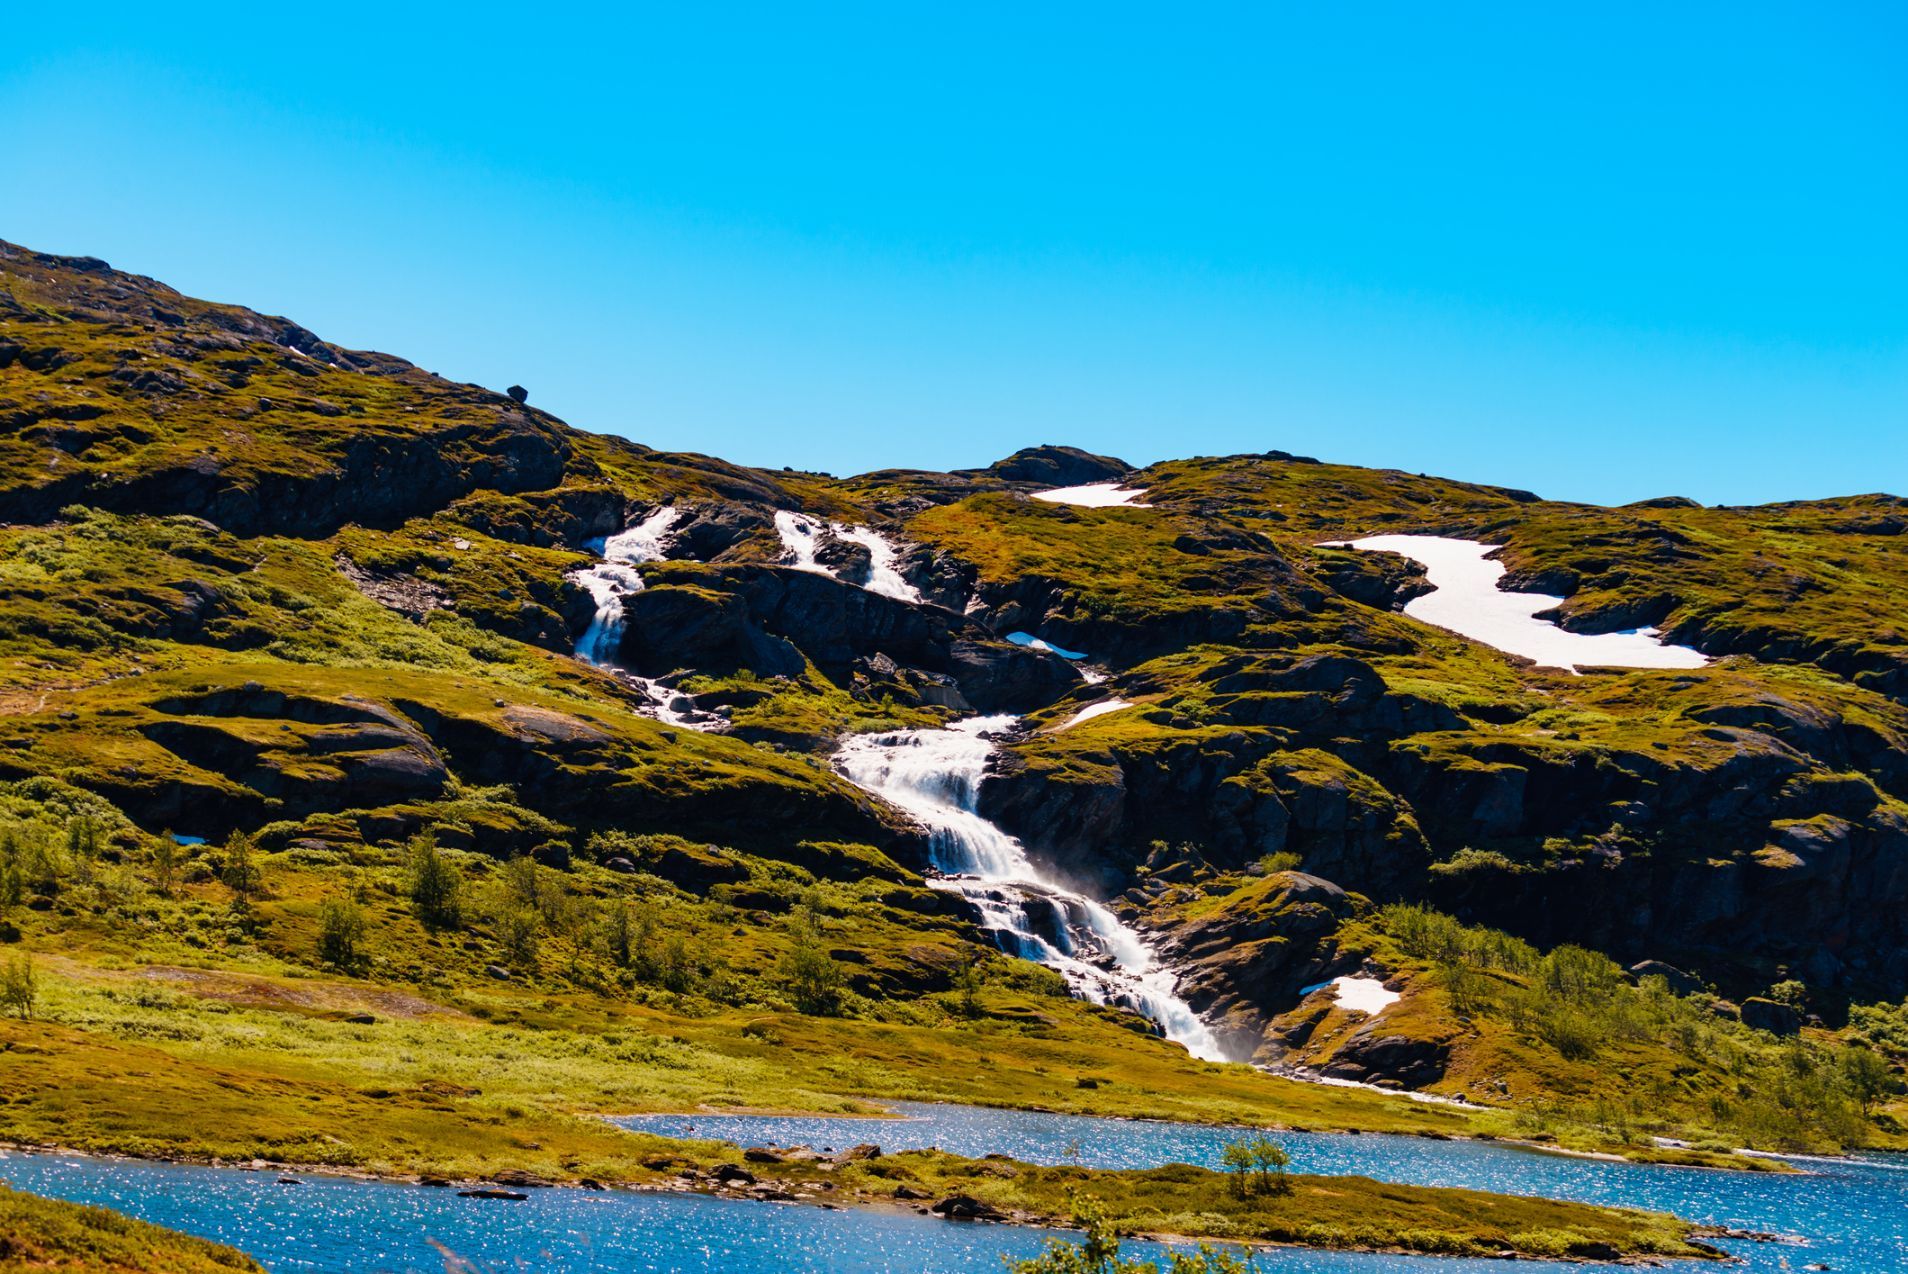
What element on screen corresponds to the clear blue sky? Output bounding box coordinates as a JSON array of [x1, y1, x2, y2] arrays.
[[4, 4, 1903, 505]]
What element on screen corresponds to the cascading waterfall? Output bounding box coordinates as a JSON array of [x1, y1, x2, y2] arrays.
[[835, 716, 1226, 1061], [569, 506, 708, 729], [773, 511, 924, 604], [573, 506, 682, 660], [830, 524, 922, 603], [772, 510, 828, 573]]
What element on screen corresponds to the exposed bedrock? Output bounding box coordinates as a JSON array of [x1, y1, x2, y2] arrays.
[[983, 443, 1133, 487], [976, 656, 1908, 998], [1149, 871, 1364, 1058], [5, 411, 574, 539], [978, 652, 1453, 893], [963, 572, 1262, 668], [1423, 806, 1908, 995], [616, 562, 1079, 714], [1308, 545, 1435, 613], [665, 501, 780, 561], [50, 681, 908, 863], [448, 484, 628, 548]]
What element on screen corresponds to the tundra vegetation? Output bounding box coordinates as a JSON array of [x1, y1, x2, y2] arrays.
[[2, 239, 1905, 1262], [0, 1185, 263, 1273]]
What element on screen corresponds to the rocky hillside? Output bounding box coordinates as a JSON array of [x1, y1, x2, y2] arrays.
[[4, 237, 1907, 1099]]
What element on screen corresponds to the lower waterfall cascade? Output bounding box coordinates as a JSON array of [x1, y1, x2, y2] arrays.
[[834, 716, 1227, 1061]]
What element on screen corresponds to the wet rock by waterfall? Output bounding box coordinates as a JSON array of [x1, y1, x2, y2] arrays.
[[834, 715, 1226, 1061]]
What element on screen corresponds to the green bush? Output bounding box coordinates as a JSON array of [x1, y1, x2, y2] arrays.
[[218, 831, 263, 899], [1219, 1134, 1291, 1198], [316, 898, 366, 972], [407, 836, 463, 930], [0, 951, 36, 1019]]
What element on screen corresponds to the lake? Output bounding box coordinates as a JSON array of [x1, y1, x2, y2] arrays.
[[6, 1101, 1904, 1271], [621, 1102, 1908, 1272]]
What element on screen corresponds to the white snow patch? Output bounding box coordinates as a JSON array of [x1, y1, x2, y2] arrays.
[[1032, 482, 1153, 507], [1005, 631, 1088, 660], [1323, 975, 1400, 1016], [1342, 535, 1710, 673], [1057, 699, 1132, 730]]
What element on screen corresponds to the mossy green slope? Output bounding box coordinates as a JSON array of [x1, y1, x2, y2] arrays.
[[4, 232, 1907, 1251]]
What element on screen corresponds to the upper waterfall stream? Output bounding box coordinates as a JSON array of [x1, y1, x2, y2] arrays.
[[834, 716, 1225, 1061], [569, 506, 715, 729]]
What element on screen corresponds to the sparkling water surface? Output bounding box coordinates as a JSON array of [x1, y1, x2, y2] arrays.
[[10, 1101, 1903, 1271], [1, 1147, 1539, 1273], [622, 1101, 1908, 1272]]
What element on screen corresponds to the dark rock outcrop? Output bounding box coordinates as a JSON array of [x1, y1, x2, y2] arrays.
[[1151, 871, 1361, 1057], [1628, 960, 1703, 996], [619, 564, 1078, 714], [985, 445, 1132, 487], [1739, 997, 1802, 1037], [931, 1194, 1007, 1221], [1317, 1029, 1451, 1088]]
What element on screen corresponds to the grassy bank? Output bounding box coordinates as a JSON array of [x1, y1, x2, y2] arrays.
[[0, 957, 1479, 1183], [752, 1152, 1718, 1264], [0, 1183, 263, 1272]]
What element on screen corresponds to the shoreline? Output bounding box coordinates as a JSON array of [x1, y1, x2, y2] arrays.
[[603, 1094, 1804, 1176]]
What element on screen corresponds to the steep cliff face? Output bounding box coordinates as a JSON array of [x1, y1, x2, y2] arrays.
[[974, 640, 1908, 1010], [6, 236, 1908, 1047]]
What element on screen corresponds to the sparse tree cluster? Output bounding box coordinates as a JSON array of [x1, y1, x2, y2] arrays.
[[1219, 1134, 1291, 1199], [1008, 1196, 1260, 1273]]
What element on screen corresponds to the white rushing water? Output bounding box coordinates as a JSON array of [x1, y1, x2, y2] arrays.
[[773, 511, 829, 573], [1342, 535, 1710, 673], [835, 716, 1226, 1061], [569, 507, 711, 730], [830, 523, 923, 603], [574, 506, 682, 662], [774, 512, 924, 603], [1031, 482, 1153, 507]]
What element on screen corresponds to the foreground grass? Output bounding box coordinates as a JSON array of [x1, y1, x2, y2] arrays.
[[0, 1183, 262, 1273], [0, 961, 1477, 1181]]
